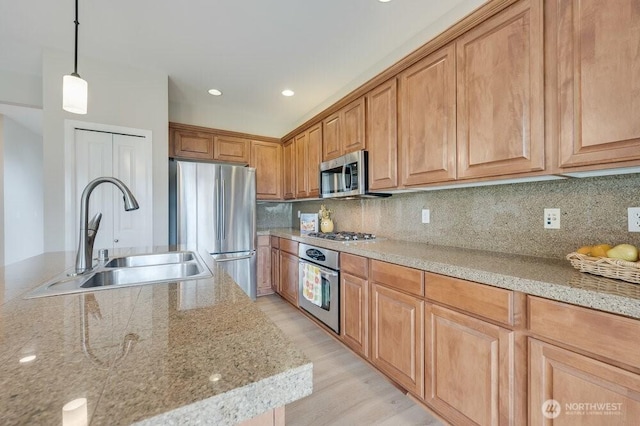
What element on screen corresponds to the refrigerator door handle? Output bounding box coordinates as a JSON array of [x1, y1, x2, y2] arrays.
[[221, 179, 226, 240], [215, 178, 221, 241]]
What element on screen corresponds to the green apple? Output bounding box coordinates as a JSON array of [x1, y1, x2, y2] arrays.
[[606, 244, 639, 262]]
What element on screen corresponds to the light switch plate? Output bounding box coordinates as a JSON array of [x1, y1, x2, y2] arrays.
[[422, 209, 430, 224]]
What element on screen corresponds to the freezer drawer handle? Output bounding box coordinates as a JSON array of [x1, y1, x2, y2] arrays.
[[215, 253, 254, 262]]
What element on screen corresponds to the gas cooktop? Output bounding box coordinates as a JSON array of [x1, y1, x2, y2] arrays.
[[305, 231, 376, 241]]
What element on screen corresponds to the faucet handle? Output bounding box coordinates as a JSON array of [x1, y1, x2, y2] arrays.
[[88, 212, 102, 233]]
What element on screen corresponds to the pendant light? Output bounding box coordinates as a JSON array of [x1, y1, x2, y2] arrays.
[[62, 0, 88, 114]]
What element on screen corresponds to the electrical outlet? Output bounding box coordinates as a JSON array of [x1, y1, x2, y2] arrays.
[[297, 210, 301, 218], [421, 209, 430, 224], [628, 207, 640, 232], [544, 208, 560, 229]]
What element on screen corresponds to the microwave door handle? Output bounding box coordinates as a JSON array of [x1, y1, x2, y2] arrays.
[[341, 164, 348, 191]]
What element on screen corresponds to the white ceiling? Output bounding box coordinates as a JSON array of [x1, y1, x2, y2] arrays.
[[0, 0, 486, 137]]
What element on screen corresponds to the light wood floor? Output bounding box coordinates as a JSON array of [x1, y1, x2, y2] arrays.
[[257, 294, 444, 426]]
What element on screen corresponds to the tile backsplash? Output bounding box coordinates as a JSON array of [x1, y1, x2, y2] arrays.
[[257, 173, 640, 259]]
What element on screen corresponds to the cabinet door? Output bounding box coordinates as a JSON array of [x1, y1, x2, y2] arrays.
[[342, 98, 366, 154], [251, 141, 282, 200], [271, 247, 280, 294], [425, 304, 518, 425], [171, 129, 214, 160], [340, 272, 368, 358], [398, 44, 456, 186], [282, 139, 296, 199], [370, 283, 424, 397], [307, 123, 322, 197], [456, 0, 544, 179], [279, 251, 299, 306], [529, 338, 640, 425], [213, 135, 251, 164], [294, 132, 308, 198], [556, 0, 640, 168], [322, 112, 341, 161], [256, 236, 272, 296], [367, 79, 398, 190]]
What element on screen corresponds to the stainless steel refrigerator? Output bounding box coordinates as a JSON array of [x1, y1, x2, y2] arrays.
[[169, 159, 257, 299]]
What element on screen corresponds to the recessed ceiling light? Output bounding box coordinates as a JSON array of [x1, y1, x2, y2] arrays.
[[208, 89, 222, 96], [378, 0, 392, 2], [281, 89, 295, 97]]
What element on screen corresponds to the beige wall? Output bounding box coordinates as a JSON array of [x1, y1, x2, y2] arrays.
[[283, 173, 640, 259], [42, 49, 169, 251]]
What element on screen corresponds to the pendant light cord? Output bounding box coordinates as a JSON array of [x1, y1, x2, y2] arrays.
[[73, 0, 79, 76]]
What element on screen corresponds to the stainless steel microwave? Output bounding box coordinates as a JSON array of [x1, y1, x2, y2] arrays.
[[319, 150, 390, 199]]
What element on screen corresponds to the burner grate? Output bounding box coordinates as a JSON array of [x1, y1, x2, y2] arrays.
[[306, 231, 376, 241]]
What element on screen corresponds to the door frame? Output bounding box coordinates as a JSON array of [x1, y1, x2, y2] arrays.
[[64, 120, 153, 251]]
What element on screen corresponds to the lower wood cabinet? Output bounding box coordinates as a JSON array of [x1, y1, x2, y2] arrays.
[[425, 303, 518, 425], [256, 236, 272, 296], [279, 250, 298, 306], [370, 282, 424, 397], [340, 272, 368, 358], [270, 247, 280, 294], [529, 338, 640, 425]]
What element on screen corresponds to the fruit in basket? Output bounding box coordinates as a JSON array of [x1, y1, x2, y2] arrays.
[[576, 245, 592, 255], [590, 244, 612, 257], [606, 244, 639, 262]]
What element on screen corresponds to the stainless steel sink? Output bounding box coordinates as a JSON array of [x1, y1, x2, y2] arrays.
[[25, 251, 211, 298], [105, 251, 195, 268]]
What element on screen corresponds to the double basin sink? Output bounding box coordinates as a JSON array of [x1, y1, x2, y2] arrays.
[[26, 251, 212, 298]]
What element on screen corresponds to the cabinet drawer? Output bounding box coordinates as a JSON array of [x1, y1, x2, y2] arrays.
[[528, 296, 640, 368], [341, 253, 368, 279], [257, 235, 270, 247], [279, 238, 298, 256], [270, 236, 279, 249], [370, 260, 423, 297], [425, 272, 518, 326]]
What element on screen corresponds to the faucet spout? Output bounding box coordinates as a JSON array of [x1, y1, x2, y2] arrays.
[[75, 177, 139, 274]]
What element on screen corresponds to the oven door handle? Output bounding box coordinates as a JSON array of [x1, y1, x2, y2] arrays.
[[298, 260, 339, 277]]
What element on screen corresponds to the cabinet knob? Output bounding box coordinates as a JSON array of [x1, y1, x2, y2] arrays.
[[114, 239, 119, 243]]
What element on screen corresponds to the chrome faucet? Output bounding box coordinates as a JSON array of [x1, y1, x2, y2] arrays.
[[75, 177, 139, 274]]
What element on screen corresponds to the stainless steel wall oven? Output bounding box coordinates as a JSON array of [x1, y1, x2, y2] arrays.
[[298, 243, 340, 334]]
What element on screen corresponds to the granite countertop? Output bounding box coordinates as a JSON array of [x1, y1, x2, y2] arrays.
[[260, 228, 640, 320], [0, 248, 312, 425]]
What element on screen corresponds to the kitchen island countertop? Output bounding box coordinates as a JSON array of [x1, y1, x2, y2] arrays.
[[261, 228, 640, 320], [0, 248, 312, 425]]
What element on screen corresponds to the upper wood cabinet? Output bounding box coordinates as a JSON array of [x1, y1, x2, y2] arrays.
[[456, 0, 544, 179], [282, 139, 296, 200], [366, 79, 398, 191], [398, 44, 457, 186], [171, 129, 214, 160], [555, 0, 640, 169], [213, 135, 251, 164], [170, 123, 281, 200], [250, 141, 282, 200], [294, 123, 322, 199], [322, 98, 365, 161]]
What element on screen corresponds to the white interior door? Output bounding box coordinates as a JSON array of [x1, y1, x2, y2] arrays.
[[112, 134, 152, 250], [74, 129, 114, 252], [72, 128, 153, 254]]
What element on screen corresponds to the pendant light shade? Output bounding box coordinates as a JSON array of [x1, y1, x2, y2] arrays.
[[63, 74, 88, 114], [63, 0, 88, 114]]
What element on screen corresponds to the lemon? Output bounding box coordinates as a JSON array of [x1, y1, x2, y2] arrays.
[[576, 246, 592, 255]]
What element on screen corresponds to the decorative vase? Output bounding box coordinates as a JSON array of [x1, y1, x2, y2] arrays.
[[320, 217, 334, 233]]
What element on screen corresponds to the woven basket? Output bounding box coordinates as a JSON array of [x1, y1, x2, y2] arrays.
[[566, 252, 640, 284]]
